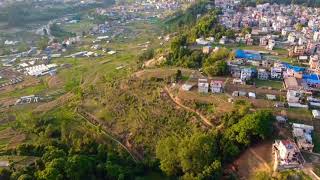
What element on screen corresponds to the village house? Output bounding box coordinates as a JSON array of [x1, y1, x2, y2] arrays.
[[273, 139, 303, 171], [276, 115, 287, 124], [288, 33, 296, 44], [196, 38, 209, 45], [219, 36, 227, 45], [292, 123, 314, 152], [306, 42, 317, 55], [229, 65, 241, 78], [289, 46, 305, 57], [286, 67, 304, 79], [284, 77, 300, 91], [312, 110, 320, 119], [260, 36, 269, 47], [266, 94, 277, 101], [245, 34, 254, 45], [271, 67, 283, 79], [267, 39, 276, 50], [210, 80, 223, 93], [181, 83, 194, 91], [240, 68, 254, 81], [309, 55, 319, 70], [262, 59, 273, 68], [202, 46, 212, 54], [198, 78, 209, 93], [257, 69, 269, 80], [248, 92, 256, 99], [286, 89, 302, 103]]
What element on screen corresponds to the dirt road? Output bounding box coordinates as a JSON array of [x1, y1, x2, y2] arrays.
[[164, 86, 214, 127]]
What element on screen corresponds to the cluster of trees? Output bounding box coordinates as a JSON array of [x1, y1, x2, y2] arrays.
[[164, 1, 211, 31], [37, 37, 50, 51], [167, 35, 232, 76], [188, 10, 235, 43], [138, 48, 155, 63], [156, 101, 274, 179], [165, 3, 235, 76], [203, 48, 232, 76], [50, 24, 76, 39], [0, 115, 145, 180]]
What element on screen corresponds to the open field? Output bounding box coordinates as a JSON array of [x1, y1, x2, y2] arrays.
[[232, 141, 273, 179], [253, 79, 283, 90], [62, 19, 95, 34]]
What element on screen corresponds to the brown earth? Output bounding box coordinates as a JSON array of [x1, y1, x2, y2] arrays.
[[33, 92, 75, 113], [0, 128, 26, 150], [46, 76, 64, 89], [232, 141, 273, 179]]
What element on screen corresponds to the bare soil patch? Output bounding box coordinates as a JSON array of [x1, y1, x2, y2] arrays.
[[232, 141, 273, 179], [33, 92, 74, 113], [46, 76, 64, 89], [0, 128, 26, 150]]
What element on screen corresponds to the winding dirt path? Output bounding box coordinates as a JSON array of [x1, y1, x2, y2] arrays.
[[164, 86, 214, 127], [249, 148, 271, 171], [76, 107, 142, 162]]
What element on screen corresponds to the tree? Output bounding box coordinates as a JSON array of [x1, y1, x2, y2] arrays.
[[156, 136, 180, 176], [42, 146, 66, 162], [186, 51, 204, 68], [36, 167, 63, 180], [252, 171, 272, 180], [65, 155, 95, 180], [17, 174, 33, 180], [0, 168, 11, 180], [203, 60, 228, 76], [221, 141, 240, 162], [225, 110, 274, 146], [18, 42, 29, 52], [43, 28, 48, 36], [241, 26, 252, 35], [177, 132, 220, 174], [175, 70, 183, 82], [37, 37, 49, 51], [105, 161, 126, 179], [199, 160, 222, 179], [138, 48, 154, 62]]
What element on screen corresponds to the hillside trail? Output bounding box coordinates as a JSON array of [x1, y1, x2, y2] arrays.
[[164, 86, 214, 127], [248, 148, 271, 171], [76, 107, 143, 162]]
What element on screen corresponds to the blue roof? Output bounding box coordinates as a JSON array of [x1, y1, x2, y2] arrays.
[[286, 65, 305, 72], [235, 49, 262, 60], [303, 74, 320, 85]]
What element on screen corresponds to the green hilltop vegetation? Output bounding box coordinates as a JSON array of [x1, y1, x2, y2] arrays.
[[0, 1, 313, 180]]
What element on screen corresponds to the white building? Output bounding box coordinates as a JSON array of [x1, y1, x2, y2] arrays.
[[271, 67, 283, 79], [241, 68, 254, 81], [198, 79, 209, 93], [312, 110, 320, 119], [210, 80, 223, 93], [258, 69, 269, 80], [287, 90, 302, 103]]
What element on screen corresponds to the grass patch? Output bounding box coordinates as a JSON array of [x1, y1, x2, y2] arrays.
[[253, 79, 283, 90], [62, 19, 95, 34], [0, 81, 47, 99]]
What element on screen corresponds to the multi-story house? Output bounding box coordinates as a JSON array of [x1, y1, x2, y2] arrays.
[[271, 67, 283, 79], [198, 79, 209, 93], [257, 69, 270, 80]]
